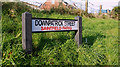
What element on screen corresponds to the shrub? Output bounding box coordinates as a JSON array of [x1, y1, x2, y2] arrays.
[[49, 6, 86, 17], [111, 6, 120, 19]]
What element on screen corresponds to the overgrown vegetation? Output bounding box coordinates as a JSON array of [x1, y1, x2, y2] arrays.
[[2, 2, 118, 65], [41, 4, 96, 18], [111, 6, 120, 19]]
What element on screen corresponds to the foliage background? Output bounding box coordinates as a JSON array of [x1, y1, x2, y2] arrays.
[[2, 2, 118, 65]]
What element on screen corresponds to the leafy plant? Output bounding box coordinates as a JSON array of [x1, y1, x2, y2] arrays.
[[2, 2, 118, 65]]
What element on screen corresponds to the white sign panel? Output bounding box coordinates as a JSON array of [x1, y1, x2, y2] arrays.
[[32, 18, 78, 32]]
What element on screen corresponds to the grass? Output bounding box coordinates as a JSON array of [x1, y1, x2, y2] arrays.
[[1, 2, 118, 65], [0, 16, 2, 66]]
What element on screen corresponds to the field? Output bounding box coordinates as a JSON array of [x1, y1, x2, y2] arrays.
[[1, 2, 118, 65]]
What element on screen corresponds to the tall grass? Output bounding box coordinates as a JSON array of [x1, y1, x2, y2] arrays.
[[2, 2, 118, 65]]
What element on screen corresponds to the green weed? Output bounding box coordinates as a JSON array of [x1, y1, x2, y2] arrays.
[[2, 2, 118, 65]]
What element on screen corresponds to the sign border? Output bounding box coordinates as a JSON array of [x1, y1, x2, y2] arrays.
[[32, 18, 78, 33], [32, 18, 78, 21]]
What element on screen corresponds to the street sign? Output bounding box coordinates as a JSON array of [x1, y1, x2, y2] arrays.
[[32, 18, 78, 32], [22, 12, 82, 53]]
